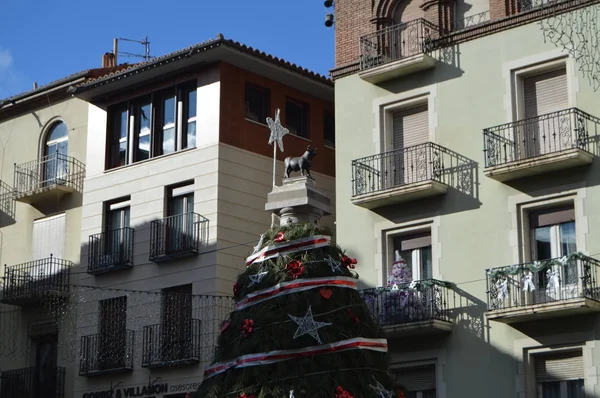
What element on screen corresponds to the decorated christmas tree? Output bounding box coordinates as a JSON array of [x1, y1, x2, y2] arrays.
[[194, 110, 400, 398], [386, 251, 412, 287]]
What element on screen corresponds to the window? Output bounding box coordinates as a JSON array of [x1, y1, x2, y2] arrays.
[[535, 351, 584, 398], [44, 122, 69, 185], [323, 110, 335, 148], [162, 285, 193, 361], [393, 363, 436, 398], [166, 183, 195, 252], [105, 198, 131, 264], [99, 296, 127, 370], [391, 231, 432, 281], [32, 214, 66, 261], [244, 83, 270, 124], [286, 98, 309, 138], [106, 81, 197, 169], [529, 205, 576, 294]]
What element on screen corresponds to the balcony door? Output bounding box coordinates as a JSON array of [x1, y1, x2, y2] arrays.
[[106, 201, 131, 265], [34, 335, 58, 398], [530, 206, 577, 302], [167, 185, 195, 253], [99, 296, 127, 370], [161, 285, 193, 362], [519, 67, 568, 158], [44, 122, 69, 186], [390, 104, 429, 188]]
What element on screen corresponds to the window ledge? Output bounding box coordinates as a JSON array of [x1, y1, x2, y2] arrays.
[[104, 147, 198, 174], [245, 118, 269, 127]]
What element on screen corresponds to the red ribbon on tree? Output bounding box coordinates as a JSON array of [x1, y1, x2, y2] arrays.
[[242, 319, 254, 338], [341, 255, 357, 269], [347, 308, 359, 325], [286, 260, 305, 279], [335, 386, 354, 398], [273, 232, 286, 243]]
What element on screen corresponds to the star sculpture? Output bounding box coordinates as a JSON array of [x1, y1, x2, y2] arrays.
[[252, 234, 265, 255], [369, 378, 394, 398], [248, 267, 268, 287], [324, 255, 342, 273], [267, 108, 289, 152], [288, 305, 332, 344]]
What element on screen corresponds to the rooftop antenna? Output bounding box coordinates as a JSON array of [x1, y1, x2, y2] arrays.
[[114, 36, 153, 64]]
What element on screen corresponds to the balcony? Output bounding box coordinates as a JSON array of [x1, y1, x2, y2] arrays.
[[1, 256, 71, 307], [0, 180, 15, 225], [359, 19, 438, 84], [351, 142, 473, 209], [13, 153, 85, 207], [0, 366, 65, 398], [486, 253, 600, 323], [142, 319, 201, 368], [88, 228, 134, 275], [361, 279, 453, 337], [149, 212, 209, 263], [483, 108, 599, 182], [79, 330, 135, 376]]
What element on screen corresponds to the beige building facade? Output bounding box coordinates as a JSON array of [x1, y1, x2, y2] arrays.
[[333, 0, 600, 397]]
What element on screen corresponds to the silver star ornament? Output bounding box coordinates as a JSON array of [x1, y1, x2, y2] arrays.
[[267, 109, 289, 153], [288, 305, 332, 344]]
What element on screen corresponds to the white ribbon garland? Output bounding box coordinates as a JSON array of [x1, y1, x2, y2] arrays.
[[522, 271, 536, 292], [496, 278, 508, 302]]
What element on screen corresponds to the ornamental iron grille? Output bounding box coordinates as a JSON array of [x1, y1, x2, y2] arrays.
[[0, 366, 66, 398], [486, 253, 600, 311], [360, 280, 452, 327], [149, 212, 209, 262], [13, 153, 85, 199], [0, 180, 15, 220], [453, 10, 491, 30], [359, 19, 439, 70], [351, 142, 473, 197], [483, 107, 600, 168], [142, 318, 201, 368], [88, 227, 135, 274], [1, 256, 71, 305]]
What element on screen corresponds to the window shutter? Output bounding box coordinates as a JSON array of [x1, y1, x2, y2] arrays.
[[392, 104, 429, 150], [535, 351, 584, 382], [394, 232, 432, 251], [523, 67, 568, 118], [394, 364, 436, 392], [530, 205, 575, 228], [32, 214, 66, 260]]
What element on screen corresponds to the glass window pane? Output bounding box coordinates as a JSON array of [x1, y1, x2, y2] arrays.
[[162, 127, 175, 155], [187, 89, 197, 119], [163, 96, 176, 126], [137, 102, 152, 161], [47, 122, 69, 142], [187, 121, 196, 149], [539, 381, 561, 398], [566, 379, 585, 398], [119, 110, 128, 139], [323, 110, 335, 147], [420, 246, 432, 280], [118, 141, 127, 166], [559, 221, 577, 256], [286, 100, 308, 138], [245, 84, 269, 123], [534, 226, 552, 260]]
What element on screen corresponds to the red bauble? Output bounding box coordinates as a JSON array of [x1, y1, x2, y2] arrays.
[[335, 386, 354, 398], [273, 232, 286, 243], [286, 260, 305, 279], [340, 255, 357, 269]]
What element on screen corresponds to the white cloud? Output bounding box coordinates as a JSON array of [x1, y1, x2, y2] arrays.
[[0, 48, 13, 71], [0, 47, 30, 99]]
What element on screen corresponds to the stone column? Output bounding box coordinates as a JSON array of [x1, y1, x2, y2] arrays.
[[265, 176, 332, 228]]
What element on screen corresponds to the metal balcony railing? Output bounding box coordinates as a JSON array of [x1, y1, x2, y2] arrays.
[[79, 330, 135, 376], [149, 212, 209, 262], [359, 19, 438, 71], [351, 142, 470, 196], [142, 319, 201, 368], [2, 256, 71, 304], [0, 366, 66, 398], [517, 0, 569, 13], [361, 279, 452, 327], [88, 227, 134, 274], [483, 107, 600, 168], [486, 253, 600, 311], [0, 180, 15, 219], [453, 10, 490, 30], [13, 153, 85, 198]]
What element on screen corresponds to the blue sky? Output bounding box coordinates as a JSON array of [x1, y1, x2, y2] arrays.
[[0, 0, 334, 100]]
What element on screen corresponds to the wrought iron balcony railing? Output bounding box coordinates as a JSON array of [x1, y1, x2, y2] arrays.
[[359, 19, 438, 71], [0, 180, 15, 220], [361, 279, 452, 327], [142, 319, 201, 368], [2, 256, 71, 304], [486, 253, 600, 311], [149, 212, 209, 262], [483, 107, 600, 168], [453, 10, 490, 30], [88, 227, 134, 274], [351, 142, 471, 197], [13, 153, 85, 198], [79, 330, 135, 376], [0, 366, 66, 398]]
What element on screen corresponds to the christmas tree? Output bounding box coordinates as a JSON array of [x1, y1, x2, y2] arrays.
[[386, 251, 412, 287]]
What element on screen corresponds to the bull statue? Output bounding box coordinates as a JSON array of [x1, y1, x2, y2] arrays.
[[284, 145, 317, 179]]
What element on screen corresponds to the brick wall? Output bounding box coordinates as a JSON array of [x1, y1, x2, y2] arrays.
[[334, 0, 375, 68]]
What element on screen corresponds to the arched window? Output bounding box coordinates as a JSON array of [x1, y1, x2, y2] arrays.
[[43, 122, 69, 184], [393, 0, 425, 24]]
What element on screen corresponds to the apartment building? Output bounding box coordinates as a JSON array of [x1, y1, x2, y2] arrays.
[[333, 0, 600, 397], [0, 65, 125, 398], [65, 36, 335, 397]]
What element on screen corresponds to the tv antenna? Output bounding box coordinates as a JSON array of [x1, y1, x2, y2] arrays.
[[113, 36, 153, 63]]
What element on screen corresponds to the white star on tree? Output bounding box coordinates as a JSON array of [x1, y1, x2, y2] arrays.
[[325, 255, 342, 273], [288, 305, 332, 344], [267, 108, 289, 152], [248, 267, 268, 287], [369, 378, 394, 398], [252, 234, 265, 254]]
